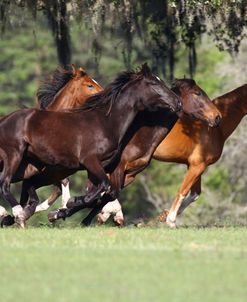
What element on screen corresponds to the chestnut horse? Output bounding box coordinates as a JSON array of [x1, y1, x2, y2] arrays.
[[50, 79, 222, 225], [0, 65, 103, 224], [0, 64, 181, 227], [92, 83, 247, 227], [156, 83, 247, 227]]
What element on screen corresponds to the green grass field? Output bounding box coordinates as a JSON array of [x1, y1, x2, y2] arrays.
[[0, 226, 247, 302]]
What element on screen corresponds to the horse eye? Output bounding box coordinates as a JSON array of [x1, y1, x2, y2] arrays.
[[195, 91, 202, 96], [87, 84, 94, 89]]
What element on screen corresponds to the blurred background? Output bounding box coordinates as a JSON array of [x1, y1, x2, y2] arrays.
[[0, 0, 247, 226]]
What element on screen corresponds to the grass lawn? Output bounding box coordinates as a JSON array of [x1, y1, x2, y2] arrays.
[[0, 226, 247, 302]]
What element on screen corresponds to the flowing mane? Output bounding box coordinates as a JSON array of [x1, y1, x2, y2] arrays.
[[37, 66, 74, 109], [75, 69, 142, 114]]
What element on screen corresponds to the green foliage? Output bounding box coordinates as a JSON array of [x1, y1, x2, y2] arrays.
[[205, 167, 229, 193], [0, 20, 56, 113]]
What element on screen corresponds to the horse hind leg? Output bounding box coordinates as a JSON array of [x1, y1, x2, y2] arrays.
[[0, 148, 28, 228], [177, 177, 201, 216], [0, 205, 8, 225], [165, 163, 206, 228], [61, 178, 71, 208]]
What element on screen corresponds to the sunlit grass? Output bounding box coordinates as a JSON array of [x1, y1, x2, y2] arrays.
[[0, 226, 247, 302]]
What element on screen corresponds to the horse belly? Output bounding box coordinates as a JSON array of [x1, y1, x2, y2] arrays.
[[27, 142, 80, 168]]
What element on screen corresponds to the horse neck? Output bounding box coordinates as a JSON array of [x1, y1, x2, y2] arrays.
[[122, 110, 178, 154], [107, 85, 143, 145], [46, 81, 82, 111], [214, 85, 247, 140]]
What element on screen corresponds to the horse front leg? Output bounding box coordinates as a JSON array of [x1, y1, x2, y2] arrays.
[[84, 165, 125, 226], [48, 180, 99, 222], [35, 184, 62, 213], [61, 178, 71, 208], [38, 180, 69, 220], [97, 199, 124, 226], [159, 163, 206, 228], [68, 157, 110, 207], [81, 193, 111, 226]]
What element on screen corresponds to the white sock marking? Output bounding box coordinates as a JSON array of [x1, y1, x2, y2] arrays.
[[35, 200, 50, 213], [61, 183, 71, 208], [0, 205, 8, 218]]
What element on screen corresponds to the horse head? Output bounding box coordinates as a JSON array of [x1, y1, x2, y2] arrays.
[[135, 63, 182, 113], [36, 65, 103, 110], [172, 79, 222, 127]]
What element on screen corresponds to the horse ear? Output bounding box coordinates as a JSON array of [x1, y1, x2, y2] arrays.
[[71, 64, 77, 76], [141, 63, 152, 77], [79, 67, 87, 76]]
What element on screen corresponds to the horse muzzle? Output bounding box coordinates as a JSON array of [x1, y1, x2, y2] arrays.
[[208, 114, 222, 127], [169, 99, 182, 114]]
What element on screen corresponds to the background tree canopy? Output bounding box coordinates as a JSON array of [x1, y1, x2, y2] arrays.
[[1, 0, 247, 78], [0, 0, 247, 226]]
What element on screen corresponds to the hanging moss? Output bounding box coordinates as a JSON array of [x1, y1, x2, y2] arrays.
[[0, 0, 247, 78]]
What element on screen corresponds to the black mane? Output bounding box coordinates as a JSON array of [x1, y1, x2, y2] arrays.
[[76, 69, 141, 114], [37, 66, 74, 109]]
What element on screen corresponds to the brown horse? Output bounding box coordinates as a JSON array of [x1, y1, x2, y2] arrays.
[[93, 83, 247, 227], [51, 79, 222, 225], [0, 64, 181, 227], [156, 83, 247, 227], [0, 65, 103, 224], [36, 65, 103, 111]]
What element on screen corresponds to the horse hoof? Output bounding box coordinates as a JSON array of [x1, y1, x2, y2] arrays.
[[166, 218, 177, 229], [81, 220, 91, 227], [48, 210, 59, 222], [15, 217, 26, 229], [158, 209, 169, 222], [1, 215, 15, 227], [48, 209, 67, 222], [114, 218, 124, 227], [66, 197, 76, 208]]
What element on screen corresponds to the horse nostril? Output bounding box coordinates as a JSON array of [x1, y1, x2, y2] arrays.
[[215, 115, 221, 126]]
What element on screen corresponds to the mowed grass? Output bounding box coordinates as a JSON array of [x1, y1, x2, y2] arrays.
[[0, 226, 247, 302]]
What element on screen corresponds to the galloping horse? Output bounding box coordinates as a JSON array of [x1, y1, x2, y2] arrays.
[[50, 79, 222, 225], [92, 83, 247, 227], [0, 64, 181, 227], [0, 65, 103, 224], [156, 83, 247, 227]]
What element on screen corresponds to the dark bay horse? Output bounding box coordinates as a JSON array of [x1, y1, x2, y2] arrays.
[[50, 79, 222, 225], [0, 64, 181, 227], [0, 65, 103, 224], [93, 83, 247, 227]]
